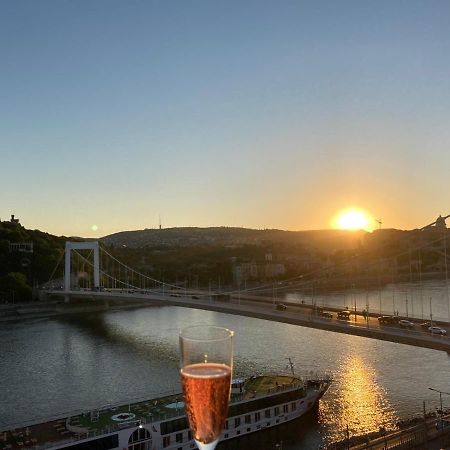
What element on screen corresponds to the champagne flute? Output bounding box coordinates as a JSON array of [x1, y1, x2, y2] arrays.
[[180, 325, 234, 450]]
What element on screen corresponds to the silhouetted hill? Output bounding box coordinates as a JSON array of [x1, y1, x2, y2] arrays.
[[100, 226, 368, 251]]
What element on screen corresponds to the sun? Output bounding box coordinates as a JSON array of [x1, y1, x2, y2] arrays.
[[333, 208, 372, 231]]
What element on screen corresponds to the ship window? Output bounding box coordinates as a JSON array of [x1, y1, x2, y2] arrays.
[[254, 412, 261, 421], [291, 402, 297, 411], [129, 427, 151, 444], [264, 409, 271, 418], [163, 436, 171, 448], [234, 417, 241, 428], [276, 419, 279, 424], [244, 414, 251, 424], [188, 431, 192, 440], [224, 433, 229, 439], [176, 433, 183, 443], [257, 425, 261, 429], [237, 430, 241, 435], [228, 389, 305, 417], [62, 435, 119, 449], [266, 422, 270, 426], [274, 407, 280, 416], [225, 420, 229, 430], [160, 417, 188, 435], [247, 428, 251, 432], [283, 405, 289, 413]]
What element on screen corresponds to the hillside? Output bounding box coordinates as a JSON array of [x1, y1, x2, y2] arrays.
[[0, 218, 68, 302], [100, 226, 368, 251]]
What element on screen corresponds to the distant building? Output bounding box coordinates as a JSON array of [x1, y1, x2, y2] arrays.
[[232, 256, 286, 285], [233, 261, 258, 285], [9, 242, 34, 253], [10, 214, 20, 224], [435, 215, 447, 230], [264, 262, 286, 278]]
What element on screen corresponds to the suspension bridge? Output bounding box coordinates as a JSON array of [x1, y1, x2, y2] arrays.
[[41, 216, 450, 352]]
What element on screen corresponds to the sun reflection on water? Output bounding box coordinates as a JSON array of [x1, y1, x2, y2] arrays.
[[319, 354, 398, 443]]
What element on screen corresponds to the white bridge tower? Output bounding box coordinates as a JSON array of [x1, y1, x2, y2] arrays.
[[64, 241, 100, 291]]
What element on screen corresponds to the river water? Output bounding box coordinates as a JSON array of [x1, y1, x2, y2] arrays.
[[1, 281, 450, 449]]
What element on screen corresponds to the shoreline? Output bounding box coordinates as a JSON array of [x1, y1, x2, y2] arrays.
[[0, 299, 152, 323]]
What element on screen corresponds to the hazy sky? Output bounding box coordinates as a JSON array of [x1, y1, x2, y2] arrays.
[[1, 1, 449, 237]]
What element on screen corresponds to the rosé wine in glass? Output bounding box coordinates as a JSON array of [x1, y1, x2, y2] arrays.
[[180, 326, 234, 450]]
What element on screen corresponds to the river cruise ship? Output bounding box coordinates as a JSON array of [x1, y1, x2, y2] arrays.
[[1, 374, 330, 450]]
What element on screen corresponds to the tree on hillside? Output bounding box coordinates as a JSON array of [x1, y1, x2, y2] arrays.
[[0, 272, 32, 303]]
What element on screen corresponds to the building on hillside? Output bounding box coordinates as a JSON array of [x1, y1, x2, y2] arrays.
[[232, 256, 286, 286], [9, 242, 34, 253], [435, 215, 447, 230], [232, 261, 258, 285], [264, 262, 286, 279]]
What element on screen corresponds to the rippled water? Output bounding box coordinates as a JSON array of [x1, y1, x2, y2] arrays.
[[1, 289, 450, 449]]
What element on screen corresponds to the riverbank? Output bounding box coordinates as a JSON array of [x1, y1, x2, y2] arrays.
[[0, 298, 152, 323]]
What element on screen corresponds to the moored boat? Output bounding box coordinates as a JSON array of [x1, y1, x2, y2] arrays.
[[0, 373, 331, 450]]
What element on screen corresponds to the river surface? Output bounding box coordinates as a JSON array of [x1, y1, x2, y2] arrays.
[[1, 282, 450, 449]]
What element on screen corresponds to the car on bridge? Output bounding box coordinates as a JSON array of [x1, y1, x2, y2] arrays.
[[428, 326, 447, 336], [378, 315, 399, 325], [398, 319, 415, 329], [337, 310, 351, 320], [276, 303, 287, 311], [319, 311, 333, 319]]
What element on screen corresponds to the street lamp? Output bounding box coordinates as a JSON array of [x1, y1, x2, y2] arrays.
[[428, 387, 450, 428]]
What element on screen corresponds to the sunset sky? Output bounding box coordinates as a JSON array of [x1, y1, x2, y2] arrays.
[[1, 1, 449, 237]]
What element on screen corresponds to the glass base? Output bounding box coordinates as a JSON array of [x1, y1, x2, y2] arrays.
[[195, 438, 219, 450]]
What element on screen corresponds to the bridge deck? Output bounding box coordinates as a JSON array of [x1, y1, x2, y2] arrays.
[[45, 289, 450, 353]]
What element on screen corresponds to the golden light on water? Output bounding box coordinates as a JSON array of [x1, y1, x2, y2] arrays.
[[320, 355, 398, 442], [333, 208, 373, 231]]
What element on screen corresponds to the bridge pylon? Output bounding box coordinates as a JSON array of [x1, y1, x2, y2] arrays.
[[64, 241, 100, 293]]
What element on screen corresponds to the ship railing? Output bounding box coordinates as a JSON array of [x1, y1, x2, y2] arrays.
[[32, 418, 152, 450], [230, 381, 306, 405], [263, 370, 333, 385], [31, 430, 109, 450], [0, 389, 180, 433]]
